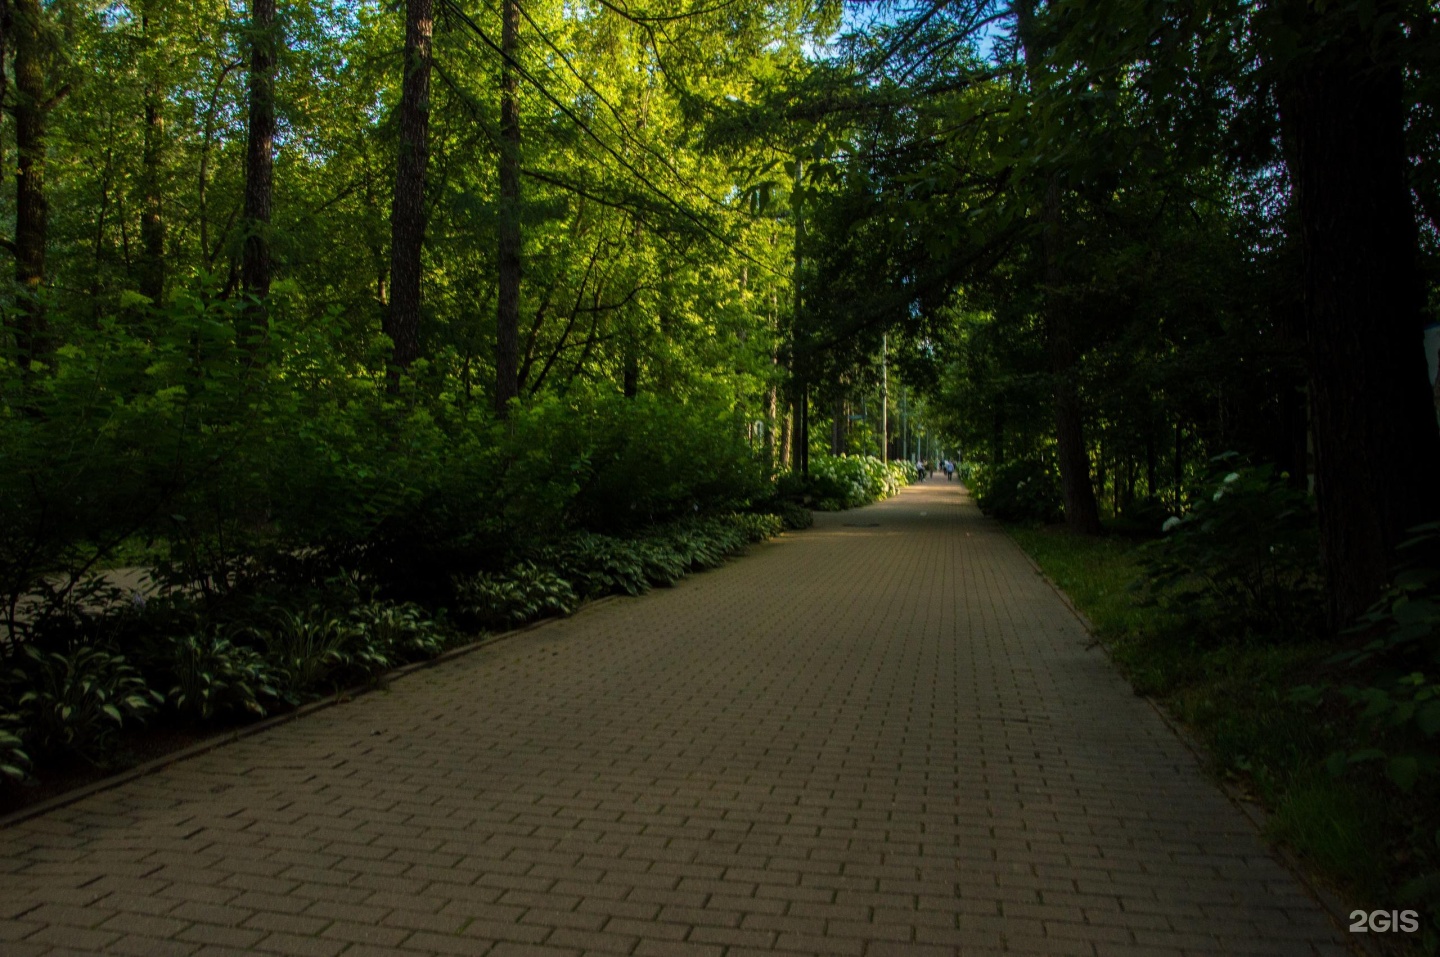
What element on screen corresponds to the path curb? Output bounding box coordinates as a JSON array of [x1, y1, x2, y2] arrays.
[[0, 595, 622, 831]]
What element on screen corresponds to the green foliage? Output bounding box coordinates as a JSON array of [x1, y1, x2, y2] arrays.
[[249, 607, 360, 704], [539, 534, 653, 599], [971, 457, 1064, 525], [771, 501, 813, 530], [456, 563, 580, 631], [6, 646, 160, 764], [161, 632, 277, 722], [788, 454, 913, 511], [347, 601, 450, 663], [1141, 461, 1322, 642], [0, 711, 30, 783], [1291, 525, 1440, 933], [1011, 523, 1430, 944]]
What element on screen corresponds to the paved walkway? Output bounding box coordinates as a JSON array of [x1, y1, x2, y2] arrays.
[[0, 482, 1352, 956]]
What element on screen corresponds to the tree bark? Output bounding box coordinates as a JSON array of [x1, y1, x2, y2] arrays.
[[779, 404, 792, 470], [241, 0, 276, 310], [1274, 3, 1440, 625], [1016, 0, 1102, 534], [137, 1, 165, 304], [1042, 185, 1102, 533], [10, 0, 47, 362], [386, 0, 433, 372], [494, 0, 522, 415]]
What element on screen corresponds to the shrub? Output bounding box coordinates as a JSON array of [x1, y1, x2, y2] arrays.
[[537, 534, 652, 599], [1291, 523, 1440, 942], [771, 501, 813, 530], [0, 711, 29, 783], [6, 645, 160, 764], [789, 454, 913, 510], [347, 600, 449, 663], [1140, 460, 1322, 641], [251, 607, 357, 703], [456, 563, 579, 631], [163, 631, 277, 721], [971, 457, 1063, 524]]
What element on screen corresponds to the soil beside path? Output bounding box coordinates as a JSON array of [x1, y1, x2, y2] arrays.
[[0, 482, 1353, 956]]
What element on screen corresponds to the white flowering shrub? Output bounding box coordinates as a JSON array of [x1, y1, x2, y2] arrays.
[[801, 455, 916, 510]]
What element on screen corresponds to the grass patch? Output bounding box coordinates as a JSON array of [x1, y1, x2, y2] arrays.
[[1007, 522, 1419, 942]]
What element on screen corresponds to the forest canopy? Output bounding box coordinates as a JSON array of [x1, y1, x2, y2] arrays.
[[0, 0, 1436, 631]]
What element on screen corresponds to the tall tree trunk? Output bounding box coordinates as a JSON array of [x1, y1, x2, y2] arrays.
[[1016, 0, 1101, 534], [137, 2, 165, 304], [992, 399, 1005, 465], [792, 158, 808, 476], [494, 0, 522, 415], [799, 382, 810, 476], [1041, 181, 1102, 534], [1274, 3, 1440, 625], [10, 0, 47, 362], [622, 342, 639, 398], [241, 0, 276, 311], [779, 404, 792, 470], [764, 377, 778, 473], [386, 0, 433, 372]]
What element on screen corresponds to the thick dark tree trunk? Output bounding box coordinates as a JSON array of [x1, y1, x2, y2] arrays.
[[386, 0, 433, 372], [494, 0, 522, 416], [765, 375, 778, 472], [241, 0, 276, 311], [779, 403, 792, 470], [137, 2, 165, 304], [1043, 179, 1102, 534], [1144, 434, 1157, 499], [1274, 4, 1440, 625], [10, 0, 47, 362], [992, 399, 1005, 465], [799, 382, 810, 476], [1016, 0, 1101, 534], [622, 344, 638, 398]]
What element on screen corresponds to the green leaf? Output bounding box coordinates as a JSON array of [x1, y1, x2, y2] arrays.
[[1386, 755, 1421, 792], [1417, 701, 1440, 737]]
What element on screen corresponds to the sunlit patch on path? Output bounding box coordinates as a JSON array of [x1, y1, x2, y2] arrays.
[[0, 482, 1351, 956]]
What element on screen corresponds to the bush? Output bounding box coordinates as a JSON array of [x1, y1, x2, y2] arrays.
[[1140, 460, 1322, 641], [456, 563, 579, 631], [6, 645, 160, 764], [786, 454, 913, 510], [0, 711, 29, 783], [161, 632, 277, 721], [971, 457, 1063, 524], [249, 607, 358, 703], [771, 501, 813, 530], [1295, 524, 1440, 939], [347, 600, 449, 663], [538, 534, 653, 599]]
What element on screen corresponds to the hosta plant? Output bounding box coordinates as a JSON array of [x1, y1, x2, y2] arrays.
[[8, 645, 160, 763], [166, 632, 277, 721], [348, 600, 448, 662], [456, 563, 578, 630], [0, 711, 29, 782], [253, 607, 355, 703]]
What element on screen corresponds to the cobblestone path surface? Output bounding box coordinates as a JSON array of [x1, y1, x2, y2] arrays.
[[0, 482, 1353, 956]]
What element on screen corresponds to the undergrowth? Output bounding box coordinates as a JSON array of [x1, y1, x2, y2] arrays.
[[1009, 523, 1428, 952]]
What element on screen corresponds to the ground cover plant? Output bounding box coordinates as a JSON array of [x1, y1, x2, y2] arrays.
[[0, 507, 803, 805]]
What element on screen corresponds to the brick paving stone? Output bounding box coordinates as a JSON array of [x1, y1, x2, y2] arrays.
[[0, 483, 1360, 954]]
